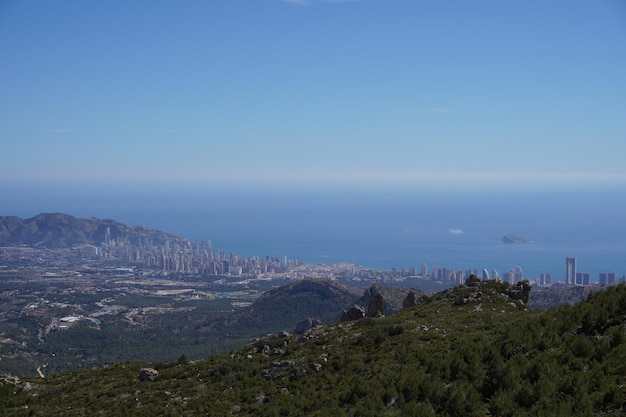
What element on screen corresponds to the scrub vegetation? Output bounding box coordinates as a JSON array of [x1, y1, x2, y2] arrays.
[[2, 281, 626, 416]]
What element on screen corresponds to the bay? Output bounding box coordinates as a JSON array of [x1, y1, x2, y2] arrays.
[[2, 185, 625, 282]]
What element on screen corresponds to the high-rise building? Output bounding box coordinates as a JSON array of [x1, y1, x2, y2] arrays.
[[575, 272, 590, 286], [421, 263, 428, 278], [514, 266, 523, 282], [431, 265, 442, 281], [608, 273, 616, 284], [482, 268, 490, 281], [599, 273, 607, 285], [565, 257, 576, 285], [492, 269, 500, 282], [503, 269, 515, 284], [455, 271, 464, 285]]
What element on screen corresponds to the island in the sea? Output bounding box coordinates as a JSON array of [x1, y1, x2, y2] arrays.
[[502, 234, 532, 243]]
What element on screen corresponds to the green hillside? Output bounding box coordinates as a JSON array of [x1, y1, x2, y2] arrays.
[[220, 279, 363, 337], [0, 278, 362, 377], [2, 280, 626, 417]]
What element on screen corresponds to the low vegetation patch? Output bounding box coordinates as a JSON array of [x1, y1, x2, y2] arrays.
[[2, 282, 626, 416]]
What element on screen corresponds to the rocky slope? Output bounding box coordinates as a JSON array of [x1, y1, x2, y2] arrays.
[[3, 280, 625, 416]]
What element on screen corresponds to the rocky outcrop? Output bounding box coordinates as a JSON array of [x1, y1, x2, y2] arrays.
[[341, 304, 366, 322], [294, 318, 323, 334], [139, 368, 158, 382], [402, 291, 418, 309], [0, 374, 20, 386], [458, 277, 533, 306], [361, 283, 425, 315], [508, 280, 532, 305], [367, 293, 385, 318], [465, 274, 482, 287]]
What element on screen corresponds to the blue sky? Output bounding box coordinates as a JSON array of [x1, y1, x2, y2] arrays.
[[1, 0, 625, 192]]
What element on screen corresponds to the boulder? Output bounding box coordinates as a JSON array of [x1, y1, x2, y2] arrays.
[[0, 374, 20, 386], [21, 382, 34, 392], [509, 280, 532, 305], [465, 274, 482, 287], [138, 368, 158, 382], [363, 283, 406, 314], [294, 318, 323, 334], [341, 304, 366, 322], [270, 360, 295, 368]]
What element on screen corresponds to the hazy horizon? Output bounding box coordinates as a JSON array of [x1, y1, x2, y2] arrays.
[[1, 1, 625, 279], [2, 184, 625, 282]]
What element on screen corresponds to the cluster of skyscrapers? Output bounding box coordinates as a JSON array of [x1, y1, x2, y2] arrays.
[[97, 230, 299, 276], [422, 258, 622, 287], [96, 229, 623, 286], [563, 257, 620, 286], [422, 264, 524, 286]]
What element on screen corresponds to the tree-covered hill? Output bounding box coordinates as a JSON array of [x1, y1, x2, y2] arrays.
[[2, 281, 626, 416], [219, 279, 363, 336]]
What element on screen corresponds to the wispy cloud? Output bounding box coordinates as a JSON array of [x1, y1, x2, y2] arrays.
[[449, 228, 464, 235]]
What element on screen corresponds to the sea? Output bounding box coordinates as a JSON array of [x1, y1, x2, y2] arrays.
[[2, 184, 625, 283]]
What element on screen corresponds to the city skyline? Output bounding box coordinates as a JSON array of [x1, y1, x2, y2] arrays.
[[1, 1, 625, 192], [4, 227, 622, 287]]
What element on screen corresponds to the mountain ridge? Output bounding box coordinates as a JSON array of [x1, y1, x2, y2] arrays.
[[0, 213, 186, 248]]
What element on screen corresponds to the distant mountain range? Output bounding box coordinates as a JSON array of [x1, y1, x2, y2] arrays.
[[0, 213, 185, 248]]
